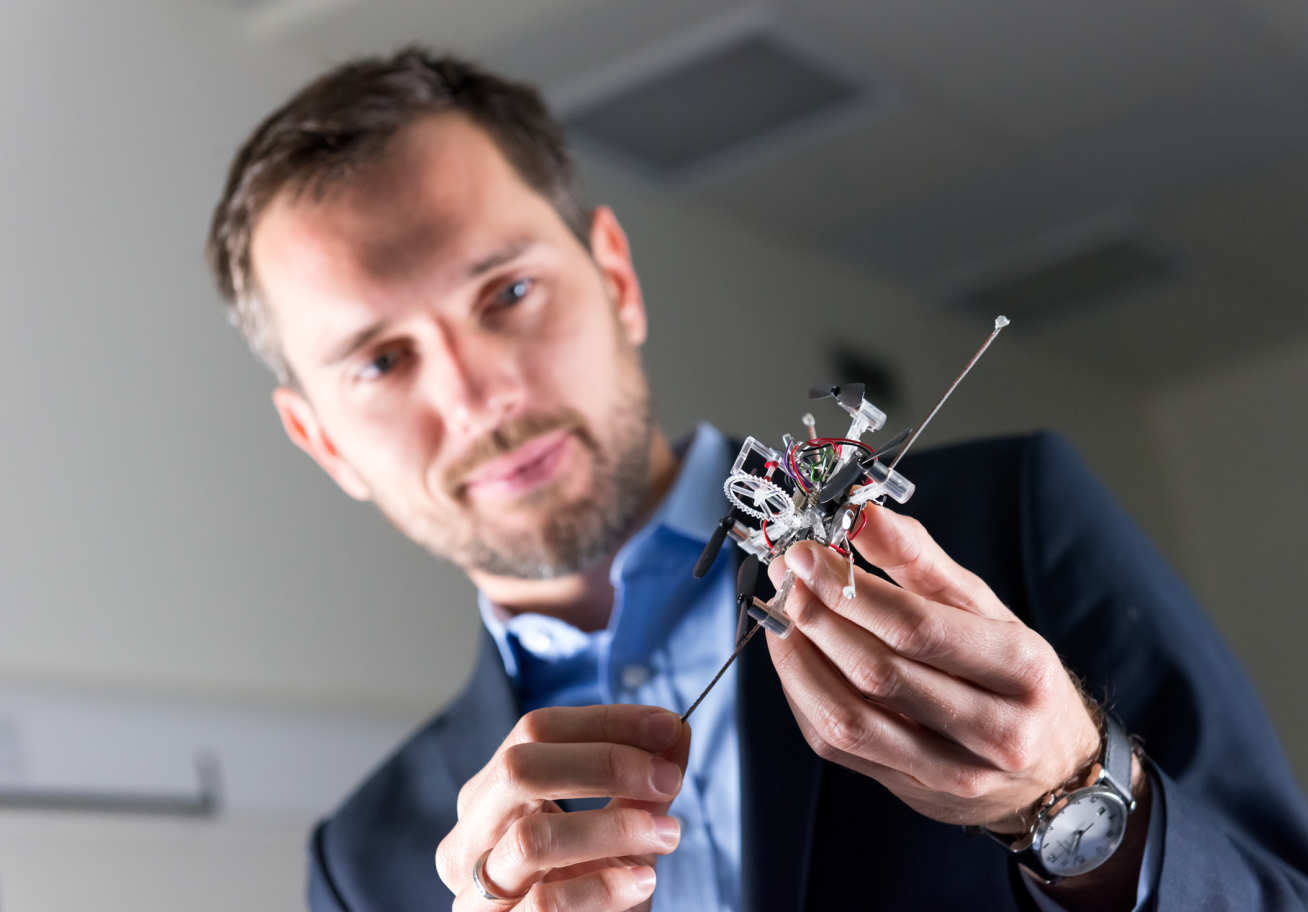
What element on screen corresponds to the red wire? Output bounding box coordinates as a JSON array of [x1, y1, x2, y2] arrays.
[[761, 519, 774, 548], [787, 443, 811, 492], [850, 505, 868, 538], [809, 436, 876, 459], [828, 544, 849, 557]]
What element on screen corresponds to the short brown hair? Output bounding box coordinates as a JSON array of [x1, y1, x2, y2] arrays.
[[205, 47, 590, 383]]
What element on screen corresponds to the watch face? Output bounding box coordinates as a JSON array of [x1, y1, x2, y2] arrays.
[[1036, 789, 1128, 877]]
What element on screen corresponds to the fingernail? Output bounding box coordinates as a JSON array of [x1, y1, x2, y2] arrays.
[[650, 758, 682, 796], [632, 866, 657, 892], [653, 814, 681, 848], [787, 543, 815, 580], [641, 711, 680, 749]]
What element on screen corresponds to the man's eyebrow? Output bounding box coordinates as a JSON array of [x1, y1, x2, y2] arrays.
[[321, 321, 387, 368], [466, 238, 536, 278]]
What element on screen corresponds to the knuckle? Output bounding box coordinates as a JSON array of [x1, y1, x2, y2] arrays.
[[505, 814, 550, 867], [946, 764, 988, 799], [814, 701, 869, 756], [849, 655, 900, 701], [611, 807, 650, 845], [500, 743, 534, 788], [434, 838, 453, 887], [522, 886, 562, 912], [1012, 635, 1055, 696], [597, 703, 619, 743], [889, 611, 944, 660], [889, 516, 928, 566], [517, 709, 550, 743], [789, 584, 821, 627], [603, 742, 624, 788], [998, 723, 1039, 773]]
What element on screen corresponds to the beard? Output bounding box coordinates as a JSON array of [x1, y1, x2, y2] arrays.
[[371, 342, 657, 579]]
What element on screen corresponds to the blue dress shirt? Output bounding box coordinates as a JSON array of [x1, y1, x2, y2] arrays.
[[479, 423, 1160, 911]]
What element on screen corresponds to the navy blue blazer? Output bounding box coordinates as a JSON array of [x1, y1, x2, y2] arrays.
[[307, 432, 1308, 910]]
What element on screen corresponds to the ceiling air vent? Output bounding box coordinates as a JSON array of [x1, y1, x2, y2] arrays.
[[561, 28, 865, 179], [950, 236, 1178, 327]]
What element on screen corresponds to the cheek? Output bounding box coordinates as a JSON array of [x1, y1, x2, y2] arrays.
[[524, 304, 627, 406], [340, 406, 442, 497]]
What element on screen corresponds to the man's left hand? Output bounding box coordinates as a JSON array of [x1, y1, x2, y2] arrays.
[[765, 504, 1100, 832]]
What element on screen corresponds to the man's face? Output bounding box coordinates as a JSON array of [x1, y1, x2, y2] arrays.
[[251, 113, 656, 578]]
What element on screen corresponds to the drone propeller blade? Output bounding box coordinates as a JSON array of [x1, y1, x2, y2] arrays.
[[818, 458, 866, 504], [693, 514, 734, 578], [807, 382, 866, 411], [870, 426, 913, 463], [736, 554, 761, 603], [835, 382, 866, 411]]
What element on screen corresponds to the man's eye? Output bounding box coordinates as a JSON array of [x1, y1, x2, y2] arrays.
[[495, 277, 534, 308], [357, 348, 407, 382]]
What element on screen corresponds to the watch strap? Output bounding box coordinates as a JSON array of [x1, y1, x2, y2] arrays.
[[1100, 713, 1132, 804]]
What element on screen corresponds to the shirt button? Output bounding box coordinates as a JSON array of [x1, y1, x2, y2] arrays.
[[620, 664, 650, 689], [520, 630, 554, 654]]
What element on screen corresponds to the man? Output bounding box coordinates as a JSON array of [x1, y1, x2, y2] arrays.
[[206, 48, 1308, 911]]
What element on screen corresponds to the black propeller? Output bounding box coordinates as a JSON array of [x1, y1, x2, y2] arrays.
[[736, 554, 761, 605], [817, 458, 867, 504], [693, 514, 735, 578], [808, 382, 865, 412]]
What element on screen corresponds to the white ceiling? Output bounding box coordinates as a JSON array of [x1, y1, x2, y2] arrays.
[[219, 0, 1308, 386]]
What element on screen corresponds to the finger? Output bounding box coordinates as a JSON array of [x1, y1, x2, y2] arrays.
[[608, 718, 692, 817], [502, 705, 686, 754], [775, 671, 931, 793], [456, 706, 682, 817], [482, 808, 680, 898], [519, 864, 658, 912], [442, 741, 681, 893], [848, 505, 1010, 619], [766, 626, 1003, 799], [772, 548, 1045, 696], [784, 578, 1035, 768]]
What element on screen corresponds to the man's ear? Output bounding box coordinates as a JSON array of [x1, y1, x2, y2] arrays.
[[272, 386, 372, 501], [588, 205, 647, 347]]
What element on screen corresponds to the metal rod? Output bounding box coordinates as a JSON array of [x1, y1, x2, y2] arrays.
[[885, 315, 1009, 478], [681, 621, 762, 722]]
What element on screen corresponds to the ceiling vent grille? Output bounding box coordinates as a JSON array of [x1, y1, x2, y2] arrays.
[[561, 28, 866, 179]]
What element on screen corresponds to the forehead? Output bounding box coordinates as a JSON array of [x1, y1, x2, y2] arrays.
[[249, 113, 565, 361]]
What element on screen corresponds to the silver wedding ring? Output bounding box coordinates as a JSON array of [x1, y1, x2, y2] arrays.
[[472, 849, 522, 906]]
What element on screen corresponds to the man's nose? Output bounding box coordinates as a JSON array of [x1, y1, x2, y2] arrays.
[[426, 323, 524, 438]]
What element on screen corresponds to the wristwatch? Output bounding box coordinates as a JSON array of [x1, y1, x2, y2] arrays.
[[988, 712, 1137, 882]]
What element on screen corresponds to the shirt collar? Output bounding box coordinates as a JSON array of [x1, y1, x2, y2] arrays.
[[626, 421, 731, 551]]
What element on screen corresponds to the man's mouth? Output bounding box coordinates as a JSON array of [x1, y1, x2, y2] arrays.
[[460, 429, 574, 501]]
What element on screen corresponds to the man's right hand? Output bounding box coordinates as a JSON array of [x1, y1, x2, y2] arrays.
[[435, 704, 690, 911]]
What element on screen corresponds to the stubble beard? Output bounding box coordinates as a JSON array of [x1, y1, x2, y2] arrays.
[[373, 345, 656, 580]]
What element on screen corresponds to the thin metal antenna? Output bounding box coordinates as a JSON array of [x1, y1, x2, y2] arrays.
[[681, 621, 762, 722], [884, 315, 1009, 478]]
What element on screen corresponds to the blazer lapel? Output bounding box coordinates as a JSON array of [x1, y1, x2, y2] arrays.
[[436, 629, 520, 791], [737, 577, 825, 912]]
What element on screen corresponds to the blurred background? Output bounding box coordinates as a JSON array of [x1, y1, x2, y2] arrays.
[[1, 0, 1305, 908]]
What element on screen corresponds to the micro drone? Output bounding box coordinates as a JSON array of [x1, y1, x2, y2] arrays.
[[680, 316, 1010, 721]]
